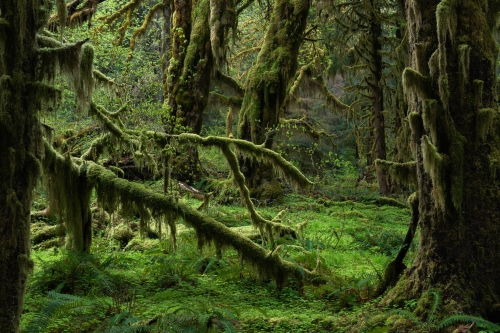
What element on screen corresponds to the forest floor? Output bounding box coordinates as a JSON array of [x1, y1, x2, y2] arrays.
[[21, 161, 416, 332]]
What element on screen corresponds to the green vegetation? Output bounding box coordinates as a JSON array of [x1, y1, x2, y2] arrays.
[[3, 0, 500, 332]]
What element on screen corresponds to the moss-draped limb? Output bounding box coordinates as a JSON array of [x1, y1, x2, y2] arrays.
[[214, 70, 244, 96], [36, 39, 93, 109], [279, 117, 335, 141], [48, 0, 107, 30], [85, 161, 316, 288], [88, 102, 160, 173], [174, 133, 313, 190], [375, 159, 417, 186], [171, 133, 313, 245], [129, 2, 164, 55], [42, 140, 93, 252]]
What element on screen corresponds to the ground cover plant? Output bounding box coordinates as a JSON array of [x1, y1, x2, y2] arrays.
[[23, 165, 415, 332]]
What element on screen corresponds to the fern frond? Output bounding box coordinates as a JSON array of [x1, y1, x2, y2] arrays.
[[427, 289, 441, 324], [438, 315, 500, 331], [389, 309, 422, 326]]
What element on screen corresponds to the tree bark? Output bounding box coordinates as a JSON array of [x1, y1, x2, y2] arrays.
[[369, 2, 389, 195], [237, 0, 310, 194], [164, 0, 214, 182], [0, 1, 45, 331], [387, 0, 500, 319]]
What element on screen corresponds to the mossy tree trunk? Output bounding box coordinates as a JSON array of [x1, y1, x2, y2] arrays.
[[369, 8, 389, 195], [163, 0, 214, 182], [0, 1, 45, 331], [236, 0, 309, 195], [387, 0, 500, 318]]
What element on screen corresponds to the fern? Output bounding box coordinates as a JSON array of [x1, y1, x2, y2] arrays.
[[438, 315, 500, 331], [427, 289, 441, 325], [26, 293, 89, 333], [389, 309, 422, 326]]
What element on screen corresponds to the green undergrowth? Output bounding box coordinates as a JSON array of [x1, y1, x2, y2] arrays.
[[23, 186, 416, 332]]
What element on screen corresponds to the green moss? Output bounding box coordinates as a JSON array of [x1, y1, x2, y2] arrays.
[[422, 99, 439, 145], [83, 161, 316, 289], [402, 68, 429, 100], [457, 44, 470, 92], [31, 224, 65, 245], [421, 135, 446, 209], [130, 2, 164, 53], [476, 108, 496, 141], [111, 224, 135, 248], [375, 159, 417, 186]]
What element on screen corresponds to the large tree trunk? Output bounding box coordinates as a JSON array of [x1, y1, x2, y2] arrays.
[[237, 0, 309, 196], [0, 1, 45, 331], [164, 0, 214, 182], [387, 0, 500, 319], [368, 2, 389, 195]]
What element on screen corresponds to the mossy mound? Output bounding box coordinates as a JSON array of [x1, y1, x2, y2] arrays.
[[111, 224, 136, 248], [31, 223, 65, 245], [123, 238, 159, 252]]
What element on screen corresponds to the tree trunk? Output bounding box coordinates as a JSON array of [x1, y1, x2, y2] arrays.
[[387, 0, 500, 319], [237, 0, 310, 194], [369, 4, 389, 195], [164, 0, 214, 182], [0, 1, 45, 331]]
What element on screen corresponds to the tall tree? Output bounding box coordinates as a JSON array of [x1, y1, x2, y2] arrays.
[[0, 0, 93, 330], [386, 0, 500, 318], [331, 0, 406, 195], [237, 0, 310, 194]]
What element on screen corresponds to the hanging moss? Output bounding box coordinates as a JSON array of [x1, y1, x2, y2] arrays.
[[83, 161, 316, 288], [421, 135, 446, 209], [56, 0, 67, 39], [42, 141, 93, 252], [402, 68, 430, 100], [436, 0, 458, 45], [422, 99, 439, 145], [375, 159, 417, 186], [174, 133, 313, 190], [36, 38, 93, 109], [408, 111, 424, 141], [448, 130, 465, 212], [458, 44, 470, 93], [476, 108, 496, 141]]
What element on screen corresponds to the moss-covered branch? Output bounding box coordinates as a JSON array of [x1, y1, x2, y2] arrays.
[[174, 133, 313, 190], [129, 2, 164, 54], [84, 161, 316, 288], [375, 159, 417, 186], [280, 117, 335, 141]]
